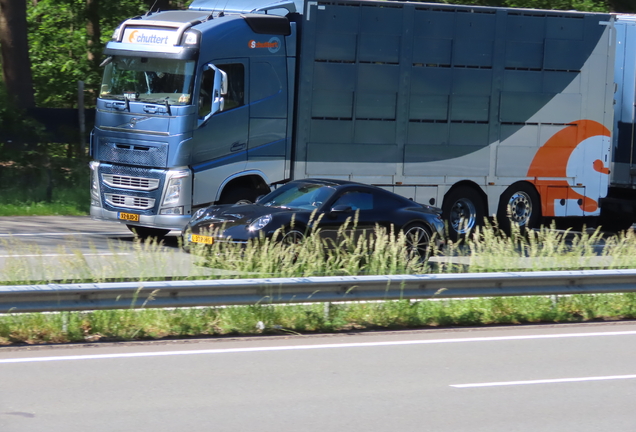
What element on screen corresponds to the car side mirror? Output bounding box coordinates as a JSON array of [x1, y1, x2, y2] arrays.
[[329, 204, 352, 216]]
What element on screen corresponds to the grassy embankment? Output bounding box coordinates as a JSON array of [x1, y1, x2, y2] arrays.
[[2, 222, 636, 345]]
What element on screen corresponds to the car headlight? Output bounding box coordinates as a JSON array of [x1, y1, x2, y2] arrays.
[[249, 214, 272, 231], [192, 207, 208, 220]]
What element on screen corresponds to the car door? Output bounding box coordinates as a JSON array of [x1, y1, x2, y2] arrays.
[[317, 189, 380, 247]]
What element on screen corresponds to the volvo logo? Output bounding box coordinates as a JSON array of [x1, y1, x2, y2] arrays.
[[117, 116, 150, 129]]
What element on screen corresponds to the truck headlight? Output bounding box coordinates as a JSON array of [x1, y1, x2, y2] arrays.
[[111, 25, 123, 42], [183, 30, 199, 46], [162, 170, 190, 206], [89, 161, 101, 206]]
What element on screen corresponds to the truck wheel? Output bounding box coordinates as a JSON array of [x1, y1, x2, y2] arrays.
[[497, 182, 541, 235], [219, 186, 259, 205], [442, 186, 486, 240], [599, 212, 634, 233], [126, 225, 170, 239]]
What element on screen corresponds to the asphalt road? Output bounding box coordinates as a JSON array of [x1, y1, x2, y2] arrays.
[[0, 216, 224, 281], [1, 322, 635, 431]]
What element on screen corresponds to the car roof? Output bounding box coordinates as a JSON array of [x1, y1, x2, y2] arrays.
[[292, 178, 421, 205], [291, 178, 357, 187]]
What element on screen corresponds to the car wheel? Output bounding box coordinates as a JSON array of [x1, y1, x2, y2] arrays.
[[442, 186, 486, 240], [127, 225, 170, 239], [497, 182, 541, 235], [281, 229, 305, 245], [403, 223, 432, 261]]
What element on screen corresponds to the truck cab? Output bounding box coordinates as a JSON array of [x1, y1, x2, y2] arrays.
[[90, 1, 299, 237]]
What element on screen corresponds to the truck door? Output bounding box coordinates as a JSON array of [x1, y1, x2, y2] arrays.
[[191, 60, 249, 170], [191, 60, 249, 206]]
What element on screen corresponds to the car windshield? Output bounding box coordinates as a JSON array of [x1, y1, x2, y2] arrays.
[[100, 56, 195, 105], [260, 182, 336, 210]]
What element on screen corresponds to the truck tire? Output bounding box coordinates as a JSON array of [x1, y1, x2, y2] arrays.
[[126, 225, 170, 239], [497, 182, 541, 235], [442, 186, 486, 240], [218, 186, 260, 205], [599, 212, 634, 233]]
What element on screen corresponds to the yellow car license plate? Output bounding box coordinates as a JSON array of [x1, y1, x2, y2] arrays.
[[118, 212, 140, 222], [190, 234, 214, 245]]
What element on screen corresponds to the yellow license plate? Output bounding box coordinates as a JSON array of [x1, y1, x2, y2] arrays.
[[190, 234, 214, 245], [118, 212, 140, 222]]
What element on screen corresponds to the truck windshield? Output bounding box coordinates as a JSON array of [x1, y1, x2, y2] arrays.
[[100, 56, 195, 105]]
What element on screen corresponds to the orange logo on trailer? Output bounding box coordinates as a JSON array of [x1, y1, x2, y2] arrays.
[[527, 120, 611, 217]]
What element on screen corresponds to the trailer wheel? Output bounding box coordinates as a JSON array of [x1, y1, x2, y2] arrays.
[[442, 186, 486, 240], [497, 182, 541, 234], [126, 225, 170, 239]]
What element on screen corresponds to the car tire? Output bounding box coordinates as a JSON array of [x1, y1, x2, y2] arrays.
[[281, 229, 305, 245], [442, 186, 486, 240], [497, 182, 541, 235], [127, 225, 170, 239], [402, 223, 432, 261]]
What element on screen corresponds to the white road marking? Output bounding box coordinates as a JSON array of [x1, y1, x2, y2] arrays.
[[0, 253, 131, 258], [0, 232, 130, 237], [451, 374, 636, 388], [2, 330, 636, 364]]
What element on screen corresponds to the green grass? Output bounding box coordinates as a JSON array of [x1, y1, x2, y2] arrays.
[[2, 293, 636, 345], [0, 186, 89, 216], [2, 221, 636, 345]]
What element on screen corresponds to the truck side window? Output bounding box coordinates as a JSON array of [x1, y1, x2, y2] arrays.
[[198, 68, 214, 118], [217, 63, 244, 111]]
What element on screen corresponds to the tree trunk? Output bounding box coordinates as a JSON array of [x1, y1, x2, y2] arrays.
[[86, 0, 100, 69], [0, 0, 35, 109]]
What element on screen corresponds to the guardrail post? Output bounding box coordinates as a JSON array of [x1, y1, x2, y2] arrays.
[[551, 294, 559, 309]]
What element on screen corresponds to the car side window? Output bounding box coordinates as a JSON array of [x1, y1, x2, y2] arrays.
[[333, 191, 374, 211]]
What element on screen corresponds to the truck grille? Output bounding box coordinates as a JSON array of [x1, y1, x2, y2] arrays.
[[104, 194, 155, 210], [97, 140, 168, 168], [102, 174, 160, 191]]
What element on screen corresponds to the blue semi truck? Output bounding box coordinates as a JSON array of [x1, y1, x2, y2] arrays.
[[90, 0, 636, 238]]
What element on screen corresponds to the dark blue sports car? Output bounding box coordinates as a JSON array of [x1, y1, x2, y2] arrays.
[[182, 178, 445, 258]]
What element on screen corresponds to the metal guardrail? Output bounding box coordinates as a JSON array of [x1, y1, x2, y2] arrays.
[[2, 269, 636, 313]]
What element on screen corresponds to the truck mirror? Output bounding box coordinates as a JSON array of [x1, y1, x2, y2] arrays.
[[198, 64, 228, 126], [212, 67, 227, 115]]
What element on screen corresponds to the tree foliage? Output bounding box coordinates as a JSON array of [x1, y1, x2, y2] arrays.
[[27, 0, 150, 107]]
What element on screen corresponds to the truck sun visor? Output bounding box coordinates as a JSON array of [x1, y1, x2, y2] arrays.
[[242, 14, 291, 35]]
